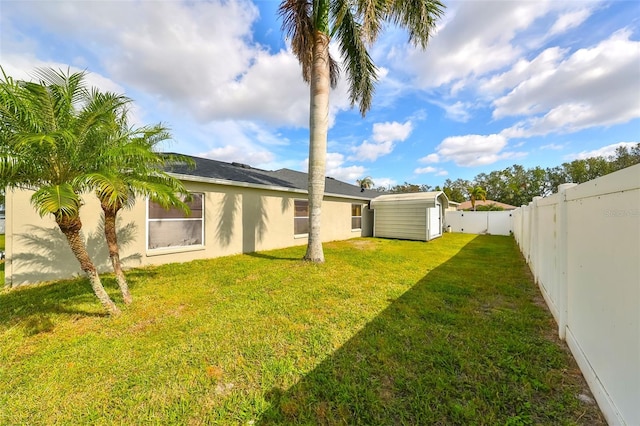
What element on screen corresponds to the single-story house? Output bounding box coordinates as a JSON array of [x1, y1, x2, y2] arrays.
[[457, 199, 517, 211], [370, 191, 449, 242], [4, 154, 378, 287]]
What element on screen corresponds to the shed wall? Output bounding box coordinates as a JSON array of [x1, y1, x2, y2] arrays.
[[373, 204, 426, 241]]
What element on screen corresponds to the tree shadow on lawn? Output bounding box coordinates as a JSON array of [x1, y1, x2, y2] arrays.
[[258, 236, 602, 425], [0, 269, 160, 330], [246, 251, 300, 261]]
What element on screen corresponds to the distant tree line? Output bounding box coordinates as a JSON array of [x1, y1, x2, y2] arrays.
[[374, 144, 640, 206], [374, 182, 434, 194]]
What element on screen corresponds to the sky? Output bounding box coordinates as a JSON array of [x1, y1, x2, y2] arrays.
[[1, 0, 639, 189]]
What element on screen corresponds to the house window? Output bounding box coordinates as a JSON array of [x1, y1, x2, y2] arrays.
[[294, 200, 309, 235], [351, 204, 362, 230], [147, 193, 204, 250]]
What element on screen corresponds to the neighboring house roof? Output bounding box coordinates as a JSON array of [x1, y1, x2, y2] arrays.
[[457, 199, 518, 210], [163, 153, 378, 200]]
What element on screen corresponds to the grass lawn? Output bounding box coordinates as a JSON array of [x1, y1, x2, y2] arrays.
[[0, 234, 603, 425]]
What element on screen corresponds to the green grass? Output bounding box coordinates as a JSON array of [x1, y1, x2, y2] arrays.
[[0, 234, 603, 425]]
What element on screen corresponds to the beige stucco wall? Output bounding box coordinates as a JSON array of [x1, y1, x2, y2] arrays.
[[5, 181, 373, 286]]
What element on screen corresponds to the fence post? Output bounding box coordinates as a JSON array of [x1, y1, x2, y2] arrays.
[[530, 197, 543, 284], [557, 183, 577, 340]]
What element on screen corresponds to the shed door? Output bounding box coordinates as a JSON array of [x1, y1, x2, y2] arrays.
[[427, 205, 442, 240]]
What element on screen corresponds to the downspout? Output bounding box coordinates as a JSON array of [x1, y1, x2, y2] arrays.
[[4, 188, 12, 288]]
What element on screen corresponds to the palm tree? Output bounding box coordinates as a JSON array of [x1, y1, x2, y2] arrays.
[[84, 114, 191, 304], [0, 68, 128, 315], [468, 186, 487, 211], [279, 0, 445, 262], [356, 176, 374, 190]]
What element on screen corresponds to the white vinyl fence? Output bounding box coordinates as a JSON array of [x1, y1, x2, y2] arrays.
[[513, 164, 640, 426], [445, 210, 513, 236]]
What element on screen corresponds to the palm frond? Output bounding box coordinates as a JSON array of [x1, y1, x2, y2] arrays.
[[279, 0, 315, 83], [31, 183, 81, 219], [353, 0, 387, 44], [386, 0, 445, 49], [331, 0, 378, 115], [82, 172, 132, 210]]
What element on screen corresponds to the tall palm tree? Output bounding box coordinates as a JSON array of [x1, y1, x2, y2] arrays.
[[0, 68, 128, 315], [280, 0, 445, 262], [356, 176, 374, 190], [468, 186, 487, 211], [83, 114, 191, 304]]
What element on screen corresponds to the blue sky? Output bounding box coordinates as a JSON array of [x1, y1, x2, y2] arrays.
[[1, 0, 639, 188]]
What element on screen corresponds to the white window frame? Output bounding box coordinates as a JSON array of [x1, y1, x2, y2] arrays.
[[294, 199, 309, 237], [351, 203, 363, 231], [146, 192, 205, 253]]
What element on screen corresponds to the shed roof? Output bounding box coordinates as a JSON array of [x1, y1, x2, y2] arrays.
[[163, 153, 378, 200], [370, 191, 449, 209]]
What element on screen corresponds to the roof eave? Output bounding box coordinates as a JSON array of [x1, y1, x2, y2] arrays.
[[169, 172, 375, 202]]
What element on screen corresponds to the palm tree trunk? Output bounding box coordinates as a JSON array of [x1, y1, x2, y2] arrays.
[[56, 215, 121, 316], [102, 203, 132, 304], [304, 30, 331, 263]]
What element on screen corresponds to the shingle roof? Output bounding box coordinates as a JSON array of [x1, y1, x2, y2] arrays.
[[163, 153, 377, 200]]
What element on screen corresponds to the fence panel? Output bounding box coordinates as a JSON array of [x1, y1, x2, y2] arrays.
[[512, 164, 640, 426], [444, 211, 513, 236]]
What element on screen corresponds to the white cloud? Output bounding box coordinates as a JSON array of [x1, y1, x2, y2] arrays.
[[419, 153, 440, 164], [350, 140, 395, 162], [0, 0, 360, 129], [378, 0, 600, 104], [414, 166, 437, 174], [414, 166, 448, 176], [549, 8, 592, 36], [372, 121, 413, 143], [325, 153, 366, 183], [443, 101, 473, 122], [495, 30, 640, 137], [429, 100, 473, 122], [480, 47, 566, 97], [371, 177, 396, 189], [0, 55, 150, 125], [350, 120, 413, 162], [198, 50, 309, 126], [302, 152, 367, 184], [435, 134, 526, 167], [200, 145, 274, 166], [566, 142, 639, 161], [193, 120, 282, 168], [398, 1, 557, 90], [301, 153, 366, 183], [0, 55, 125, 95]]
